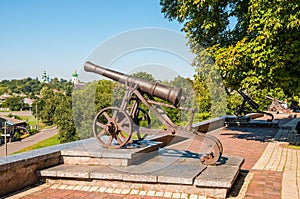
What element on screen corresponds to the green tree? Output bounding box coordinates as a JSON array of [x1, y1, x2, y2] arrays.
[[131, 71, 156, 82], [39, 94, 62, 125], [54, 95, 78, 143], [2, 96, 25, 111], [95, 80, 116, 111], [161, 0, 300, 108], [72, 81, 99, 139]]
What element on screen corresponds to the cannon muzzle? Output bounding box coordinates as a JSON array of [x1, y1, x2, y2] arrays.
[[84, 61, 183, 106]]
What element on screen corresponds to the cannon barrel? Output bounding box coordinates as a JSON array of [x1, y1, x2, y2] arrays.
[[237, 90, 259, 110], [84, 61, 183, 106]]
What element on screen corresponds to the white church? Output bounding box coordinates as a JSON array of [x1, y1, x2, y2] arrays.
[[71, 70, 85, 89]]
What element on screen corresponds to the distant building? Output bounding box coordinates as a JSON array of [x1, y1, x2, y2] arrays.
[[0, 116, 27, 142], [0, 94, 11, 103], [71, 70, 79, 84], [71, 69, 86, 89], [41, 70, 50, 83]]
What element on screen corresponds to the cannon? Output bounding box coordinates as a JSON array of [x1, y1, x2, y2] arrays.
[[266, 96, 292, 114], [235, 90, 274, 120], [84, 61, 223, 165]]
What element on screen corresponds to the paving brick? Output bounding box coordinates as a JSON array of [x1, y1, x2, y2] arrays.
[[163, 191, 173, 198], [65, 185, 75, 190], [73, 184, 84, 191], [189, 194, 199, 199], [172, 192, 181, 198], [81, 185, 92, 191], [89, 186, 100, 192], [181, 193, 188, 198], [113, 188, 122, 194], [96, 187, 107, 193], [49, 183, 61, 189], [139, 190, 147, 195], [121, 189, 131, 195], [130, 189, 139, 195], [57, 184, 68, 190], [155, 191, 164, 197], [104, 187, 114, 193], [147, 190, 156, 196]]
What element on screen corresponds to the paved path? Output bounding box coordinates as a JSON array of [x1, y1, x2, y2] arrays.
[[0, 111, 32, 117], [0, 126, 58, 156], [4, 117, 300, 199]]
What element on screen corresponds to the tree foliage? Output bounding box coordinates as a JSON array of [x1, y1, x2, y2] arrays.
[[73, 81, 99, 139], [161, 0, 300, 108], [2, 96, 25, 111], [0, 77, 71, 96], [54, 95, 78, 143]]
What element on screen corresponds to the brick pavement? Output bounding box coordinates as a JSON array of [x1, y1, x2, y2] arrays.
[[219, 127, 275, 170], [244, 170, 282, 199]]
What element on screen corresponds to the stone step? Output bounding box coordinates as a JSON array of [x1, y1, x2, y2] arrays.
[[37, 155, 243, 188], [36, 136, 244, 199], [37, 155, 243, 199], [60, 138, 163, 166]]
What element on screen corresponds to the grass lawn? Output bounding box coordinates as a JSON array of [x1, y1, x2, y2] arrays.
[[13, 134, 60, 154], [19, 115, 46, 129]]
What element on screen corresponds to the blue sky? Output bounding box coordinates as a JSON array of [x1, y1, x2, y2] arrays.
[[0, 0, 189, 81]]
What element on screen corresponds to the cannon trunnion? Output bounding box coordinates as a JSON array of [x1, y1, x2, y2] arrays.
[[84, 61, 223, 165]]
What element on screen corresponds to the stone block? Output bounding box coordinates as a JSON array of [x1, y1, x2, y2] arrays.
[[90, 166, 123, 180], [193, 117, 225, 133], [122, 172, 157, 182], [219, 156, 244, 168], [55, 165, 90, 179], [155, 163, 206, 185], [194, 166, 239, 188]]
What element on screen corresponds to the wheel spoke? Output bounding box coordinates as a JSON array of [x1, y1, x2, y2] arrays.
[[112, 110, 118, 120], [116, 134, 124, 145], [106, 136, 113, 147], [103, 112, 111, 121], [120, 126, 131, 133], [119, 117, 128, 126], [119, 131, 127, 140], [96, 122, 106, 129], [97, 129, 106, 138]]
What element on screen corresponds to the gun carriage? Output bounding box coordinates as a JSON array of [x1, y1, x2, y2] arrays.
[[84, 61, 223, 165]]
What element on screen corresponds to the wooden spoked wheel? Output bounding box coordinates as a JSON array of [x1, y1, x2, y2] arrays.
[[93, 107, 132, 148]]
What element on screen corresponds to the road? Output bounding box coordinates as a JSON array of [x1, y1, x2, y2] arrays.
[[0, 110, 32, 117], [0, 126, 59, 157]]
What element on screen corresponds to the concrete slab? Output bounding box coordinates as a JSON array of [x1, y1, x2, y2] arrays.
[[194, 165, 240, 188], [61, 138, 162, 166], [193, 117, 225, 133], [219, 156, 244, 167], [55, 164, 91, 179], [90, 166, 123, 180], [155, 163, 206, 185]]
